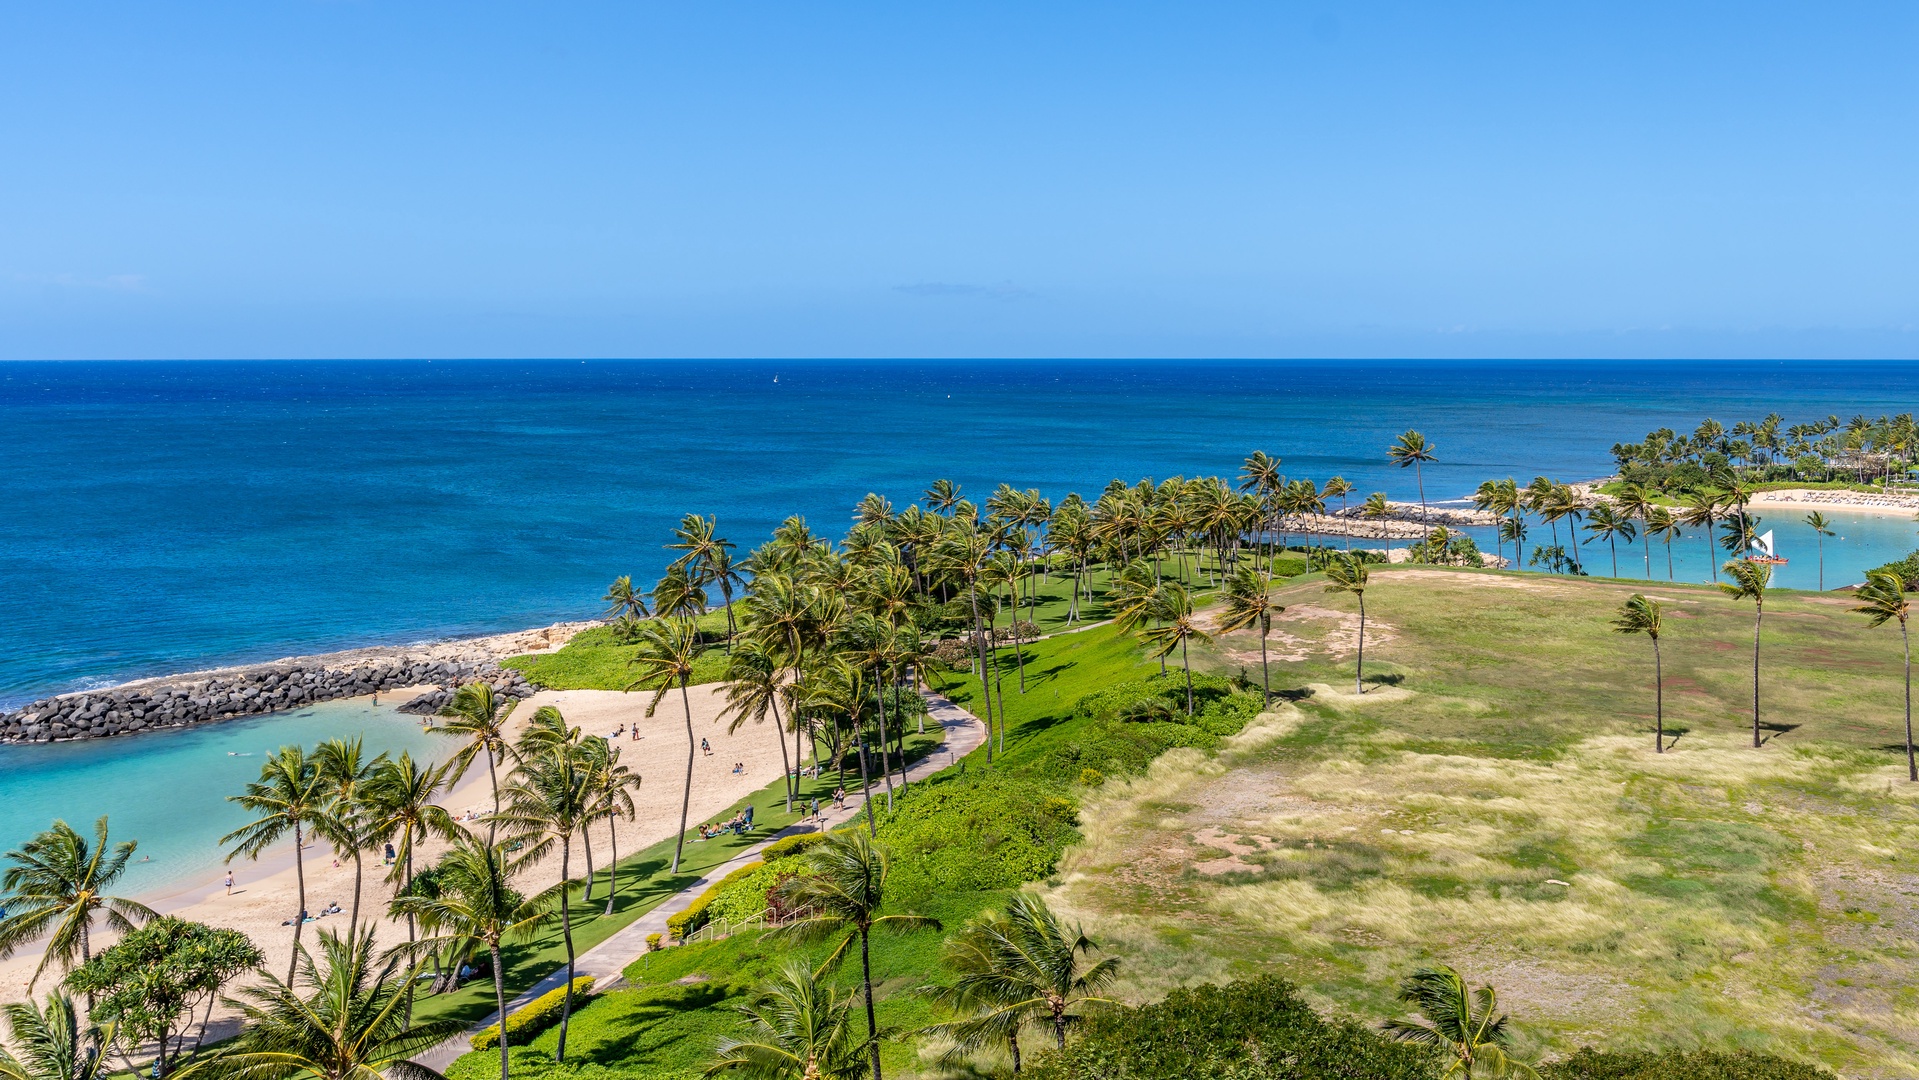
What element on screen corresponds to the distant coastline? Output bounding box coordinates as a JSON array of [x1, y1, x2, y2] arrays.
[[0, 621, 596, 745]]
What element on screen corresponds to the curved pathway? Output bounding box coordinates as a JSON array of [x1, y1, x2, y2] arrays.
[[416, 690, 986, 1072]]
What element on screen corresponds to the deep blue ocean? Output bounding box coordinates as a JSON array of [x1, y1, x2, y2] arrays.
[[6, 359, 1919, 708]]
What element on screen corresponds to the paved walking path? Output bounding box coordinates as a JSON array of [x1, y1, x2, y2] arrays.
[[416, 690, 987, 1072]]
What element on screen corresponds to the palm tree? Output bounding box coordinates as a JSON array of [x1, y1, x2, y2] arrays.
[[1679, 491, 1723, 583], [1611, 595, 1667, 753], [1388, 431, 1437, 521], [628, 617, 706, 874], [707, 963, 869, 1080], [363, 753, 455, 994], [925, 893, 1119, 1073], [182, 927, 463, 1080], [1645, 507, 1682, 580], [1216, 567, 1283, 705], [433, 684, 514, 841], [1361, 492, 1393, 547], [1582, 504, 1636, 578], [0, 994, 109, 1080], [222, 747, 324, 984], [1323, 476, 1355, 551], [1719, 560, 1772, 749], [1806, 511, 1835, 591], [771, 833, 940, 1080], [391, 833, 552, 1080], [924, 479, 961, 513], [1135, 583, 1213, 715], [746, 573, 829, 787], [723, 641, 796, 812], [311, 737, 384, 939], [1323, 553, 1371, 694], [1381, 965, 1537, 1080], [580, 738, 641, 915], [495, 727, 593, 1063], [602, 575, 650, 620], [1613, 484, 1657, 577], [0, 818, 153, 993], [1854, 570, 1916, 782]]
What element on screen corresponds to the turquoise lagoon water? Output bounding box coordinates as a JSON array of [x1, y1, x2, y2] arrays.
[[0, 699, 448, 897]]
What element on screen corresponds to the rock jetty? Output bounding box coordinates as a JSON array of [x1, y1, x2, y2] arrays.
[[0, 620, 596, 745]]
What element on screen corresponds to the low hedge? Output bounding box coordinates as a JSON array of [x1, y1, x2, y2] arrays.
[[759, 832, 830, 862], [1542, 1048, 1831, 1080], [469, 975, 595, 1051]]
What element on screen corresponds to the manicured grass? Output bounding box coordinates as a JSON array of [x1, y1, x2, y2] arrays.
[[502, 625, 730, 691], [1052, 565, 1919, 1076]]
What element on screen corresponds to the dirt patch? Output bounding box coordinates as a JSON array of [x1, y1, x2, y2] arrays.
[[1270, 605, 1397, 660], [1392, 570, 1554, 591]]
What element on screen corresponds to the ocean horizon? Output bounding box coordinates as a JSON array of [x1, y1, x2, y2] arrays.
[[6, 357, 1919, 708]]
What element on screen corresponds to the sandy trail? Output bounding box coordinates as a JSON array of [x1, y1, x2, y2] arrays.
[[0, 685, 798, 1007]]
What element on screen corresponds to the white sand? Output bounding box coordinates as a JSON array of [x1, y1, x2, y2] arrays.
[[0, 685, 800, 1006], [1747, 489, 1919, 518]]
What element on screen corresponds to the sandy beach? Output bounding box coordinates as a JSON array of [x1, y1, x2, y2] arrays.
[[1746, 488, 1919, 518], [0, 682, 797, 1012]]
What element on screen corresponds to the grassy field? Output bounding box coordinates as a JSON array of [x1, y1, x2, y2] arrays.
[[1048, 566, 1919, 1077]]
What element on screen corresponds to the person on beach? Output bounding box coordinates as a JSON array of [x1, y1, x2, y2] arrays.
[[225, 871, 234, 895], [701, 737, 712, 756]]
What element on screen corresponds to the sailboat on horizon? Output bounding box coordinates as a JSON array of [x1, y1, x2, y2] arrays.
[[1746, 528, 1788, 565]]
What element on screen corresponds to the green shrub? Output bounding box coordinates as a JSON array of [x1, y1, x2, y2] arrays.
[[1025, 975, 1432, 1080], [469, 975, 595, 1051], [666, 860, 766, 939], [1542, 1048, 1831, 1080], [702, 860, 793, 925], [1870, 550, 1919, 591], [759, 831, 830, 862], [878, 773, 1082, 908]]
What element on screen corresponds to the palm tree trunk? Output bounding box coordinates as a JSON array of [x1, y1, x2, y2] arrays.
[[289, 823, 306, 985], [1904, 620, 1914, 782], [1609, 537, 1618, 578], [556, 838, 576, 1063], [1259, 631, 1270, 706], [1705, 514, 1718, 583], [860, 928, 881, 1080], [967, 585, 995, 763], [1752, 605, 1764, 748], [1355, 596, 1367, 695], [491, 943, 511, 1080], [485, 748, 501, 845], [674, 678, 695, 873], [349, 848, 364, 939], [873, 665, 895, 811], [604, 816, 620, 916], [1181, 636, 1194, 715], [1665, 537, 1674, 580], [581, 825, 597, 903], [1416, 462, 1427, 521], [1818, 536, 1825, 591], [857, 735, 877, 837], [1009, 1033, 1022, 1073], [770, 694, 795, 814], [1653, 636, 1664, 753]]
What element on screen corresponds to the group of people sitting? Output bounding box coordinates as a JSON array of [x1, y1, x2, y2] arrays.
[[696, 805, 756, 840], [281, 901, 344, 926]]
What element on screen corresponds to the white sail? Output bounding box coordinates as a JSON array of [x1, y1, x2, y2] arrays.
[[1749, 529, 1776, 558]]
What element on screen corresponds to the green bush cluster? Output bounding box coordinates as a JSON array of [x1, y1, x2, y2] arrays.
[[666, 861, 767, 939], [1025, 975, 1433, 1080], [757, 831, 830, 861], [1543, 1048, 1831, 1080], [469, 975, 595, 1051], [878, 772, 1083, 908], [1869, 549, 1919, 590], [1023, 673, 1261, 786]]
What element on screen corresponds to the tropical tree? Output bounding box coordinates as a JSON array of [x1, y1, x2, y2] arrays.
[[181, 927, 463, 1080], [310, 737, 384, 938], [1853, 570, 1916, 782], [1388, 431, 1437, 521], [1645, 507, 1682, 580], [707, 963, 869, 1080], [925, 893, 1119, 1073], [1678, 491, 1724, 582], [1719, 560, 1772, 749], [602, 575, 649, 620], [627, 617, 706, 874], [363, 753, 457, 964], [1323, 553, 1371, 694], [1381, 964, 1538, 1079], [65, 917, 261, 1079], [223, 746, 324, 984], [1216, 567, 1283, 705], [390, 833, 552, 1080], [0, 994, 109, 1080], [580, 737, 641, 916], [1323, 476, 1355, 551], [1134, 583, 1213, 715], [1806, 511, 1835, 591], [0, 817, 154, 993], [495, 723, 594, 1063], [1611, 595, 1667, 753], [1582, 504, 1637, 578], [1612, 484, 1657, 577], [433, 683, 514, 840], [770, 832, 940, 1080]]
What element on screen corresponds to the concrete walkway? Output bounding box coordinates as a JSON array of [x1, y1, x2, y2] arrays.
[[416, 690, 987, 1072]]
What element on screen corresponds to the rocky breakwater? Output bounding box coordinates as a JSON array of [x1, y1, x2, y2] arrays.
[[0, 620, 594, 745]]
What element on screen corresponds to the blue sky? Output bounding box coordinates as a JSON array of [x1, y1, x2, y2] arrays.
[[3, 3, 1916, 359]]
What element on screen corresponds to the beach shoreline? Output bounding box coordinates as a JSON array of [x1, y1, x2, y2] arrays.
[[1745, 488, 1919, 519]]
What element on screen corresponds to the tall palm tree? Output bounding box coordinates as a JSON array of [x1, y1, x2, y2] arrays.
[[628, 617, 706, 874], [1381, 965, 1537, 1080], [1719, 560, 1772, 749], [654, 565, 710, 621], [1323, 476, 1355, 551], [1854, 570, 1916, 782], [1806, 511, 1835, 591], [580, 738, 641, 916], [601, 575, 650, 620], [495, 728, 593, 1063], [723, 641, 796, 812], [929, 522, 1001, 759], [1216, 567, 1284, 706], [1679, 490, 1724, 583], [1361, 492, 1393, 548], [1613, 484, 1657, 577], [363, 753, 455, 989], [707, 963, 869, 1080], [924, 479, 962, 514], [0, 994, 109, 1080], [223, 747, 324, 984], [926, 893, 1119, 1073], [746, 573, 828, 788], [771, 833, 940, 1080], [182, 927, 463, 1080], [0, 818, 153, 992], [1135, 583, 1213, 715], [1611, 595, 1667, 753], [1582, 504, 1637, 578], [1323, 553, 1371, 695], [391, 833, 552, 1080], [311, 737, 385, 939], [433, 684, 514, 841], [1388, 431, 1437, 521], [1645, 507, 1682, 580]]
